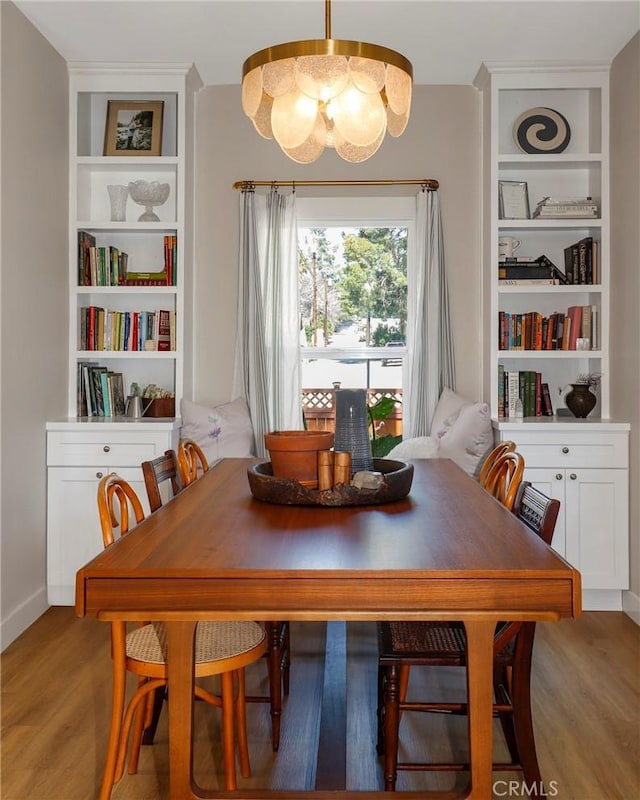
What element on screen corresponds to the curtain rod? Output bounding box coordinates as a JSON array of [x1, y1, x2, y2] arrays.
[[233, 178, 439, 191]]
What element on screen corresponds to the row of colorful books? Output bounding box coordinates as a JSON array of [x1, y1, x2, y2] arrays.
[[77, 362, 126, 417], [497, 367, 554, 419], [498, 305, 598, 351], [79, 306, 175, 352], [77, 232, 177, 286]]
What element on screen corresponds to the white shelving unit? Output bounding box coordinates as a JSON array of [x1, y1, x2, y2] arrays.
[[46, 63, 201, 605], [68, 62, 201, 415], [475, 63, 629, 610]]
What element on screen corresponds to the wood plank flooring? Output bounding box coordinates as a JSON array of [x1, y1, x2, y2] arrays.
[[1, 609, 638, 799]]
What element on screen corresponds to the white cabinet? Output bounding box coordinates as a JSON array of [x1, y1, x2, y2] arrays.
[[495, 422, 629, 610], [46, 420, 180, 605]]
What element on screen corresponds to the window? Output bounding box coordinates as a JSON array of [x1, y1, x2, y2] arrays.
[[296, 197, 416, 434]]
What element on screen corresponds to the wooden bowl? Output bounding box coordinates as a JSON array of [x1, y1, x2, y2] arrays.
[[247, 457, 414, 506]]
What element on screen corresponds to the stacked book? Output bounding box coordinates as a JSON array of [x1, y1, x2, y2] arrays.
[[533, 197, 598, 219], [498, 255, 567, 285]]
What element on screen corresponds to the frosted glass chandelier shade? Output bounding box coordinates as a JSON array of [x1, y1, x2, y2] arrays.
[[241, 2, 412, 163]]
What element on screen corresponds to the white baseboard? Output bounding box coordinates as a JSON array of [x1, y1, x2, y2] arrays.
[[582, 589, 624, 611], [622, 589, 640, 626], [0, 586, 48, 652]]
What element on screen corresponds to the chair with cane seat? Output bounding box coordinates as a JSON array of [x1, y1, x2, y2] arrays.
[[376, 482, 560, 794], [141, 449, 182, 512], [477, 440, 517, 487], [96, 473, 267, 799], [482, 450, 525, 511], [149, 445, 291, 752]]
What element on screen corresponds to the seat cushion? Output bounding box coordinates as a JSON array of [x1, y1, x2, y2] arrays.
[[387, 436, 439, 460], [180, 397, 255, 464]]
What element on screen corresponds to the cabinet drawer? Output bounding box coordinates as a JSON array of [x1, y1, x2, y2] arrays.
[[47, 431, 174, 467], [512, 433, 628, 469]]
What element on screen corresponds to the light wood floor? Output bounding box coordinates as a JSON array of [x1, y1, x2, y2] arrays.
[[1, 609, 638, 799]]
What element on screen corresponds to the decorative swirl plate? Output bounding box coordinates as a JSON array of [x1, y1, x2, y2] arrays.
[[513, 107, 571, 154], [247, 458, 414, 506]]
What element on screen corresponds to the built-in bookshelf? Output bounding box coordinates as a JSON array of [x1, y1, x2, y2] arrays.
[[475, 62, 610, 420], [67, 63, 201, 418]]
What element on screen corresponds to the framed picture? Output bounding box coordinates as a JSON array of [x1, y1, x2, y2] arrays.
[[499, 180, 530, 220], [103, 100, 164, 157]]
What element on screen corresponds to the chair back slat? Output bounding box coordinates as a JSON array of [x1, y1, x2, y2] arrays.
[[514, 482, 560, 546], [483, 450, 525, 511], [97, 473, 145, 547], [141, 449, 182, 512], [477, 440, 517, 487], [178, 439, 209, 487]]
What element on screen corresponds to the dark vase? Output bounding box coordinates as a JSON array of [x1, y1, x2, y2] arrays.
[[333, 389, 373, 476], [565, 383, 597, 418]]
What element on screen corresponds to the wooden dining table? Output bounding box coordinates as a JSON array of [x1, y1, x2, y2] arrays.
[[76, 457, 581, 800]]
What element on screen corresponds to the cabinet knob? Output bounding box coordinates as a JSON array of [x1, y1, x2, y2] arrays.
[[555, 473, 563, 481], [96, 471, 104, 479], [570, 473, 577, 480], [103, 445, 111, 453], [562, 447, 569, 454]]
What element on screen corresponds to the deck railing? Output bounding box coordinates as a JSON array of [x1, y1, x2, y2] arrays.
[[302, 388, 403, 437]]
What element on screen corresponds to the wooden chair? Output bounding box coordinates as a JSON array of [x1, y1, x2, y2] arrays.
[[154, 443, 291, 751], [477, 440, 517, 487], [96, 473, 267, 799], [177, 438, 209, 487], [141, 449, 182, 512], [376, 482, 560, 793], [482, 450, 525, 511]]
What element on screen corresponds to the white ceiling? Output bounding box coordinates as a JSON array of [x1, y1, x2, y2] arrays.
[[13, 0, 640, 86]]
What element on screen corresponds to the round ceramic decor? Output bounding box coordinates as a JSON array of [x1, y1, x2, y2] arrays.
[[513, 107, 571, 154]]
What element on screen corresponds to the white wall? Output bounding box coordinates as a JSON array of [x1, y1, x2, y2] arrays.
[[611, 32, 640, 623], [0, 2, 68, 648], [193, 84, 482, 406]]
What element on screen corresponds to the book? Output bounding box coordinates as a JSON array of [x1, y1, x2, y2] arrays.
[[77, 230, 96, 286], [498, 364, 505, 420], [110, 372, 126, 416], [499, 279, 558, 286], [567, 305, 583, 350], [100, 370, 112, 417], [506, 371, 519, 418], [156, 309, 172, 351], [541, 383, 554, 416]]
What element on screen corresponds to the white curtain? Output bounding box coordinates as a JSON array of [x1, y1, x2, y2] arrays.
[[405, 189, 455, 437], [233, 187, 302, 457]]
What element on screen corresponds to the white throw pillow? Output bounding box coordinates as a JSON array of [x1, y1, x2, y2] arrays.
[[436, 400, 493, 476], [429, 387, 469, 439], [180, 397, 255, 464], [388, 436, 440, 460]]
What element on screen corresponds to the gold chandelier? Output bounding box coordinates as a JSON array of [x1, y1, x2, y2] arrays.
[[241, 0, 413, 164]]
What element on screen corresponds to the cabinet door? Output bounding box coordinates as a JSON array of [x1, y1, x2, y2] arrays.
[[565, 468, 629, 590], [520, 467, 566, 558], [47, 466, 150, 606]]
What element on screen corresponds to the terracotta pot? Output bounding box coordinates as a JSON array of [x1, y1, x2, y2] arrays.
[[264, 430, 334, 488]]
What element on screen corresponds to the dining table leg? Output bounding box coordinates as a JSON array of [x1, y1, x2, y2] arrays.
[[464, 619, 498, 800], [166, 620, 199, 800]]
